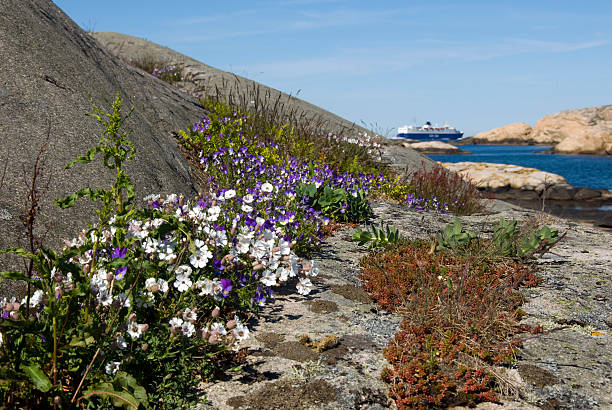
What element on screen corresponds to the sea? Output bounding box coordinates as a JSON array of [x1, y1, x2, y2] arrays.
[[426, 145, 612, 190]]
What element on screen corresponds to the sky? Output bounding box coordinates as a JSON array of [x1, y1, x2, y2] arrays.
[[53, 0, 612, 137]]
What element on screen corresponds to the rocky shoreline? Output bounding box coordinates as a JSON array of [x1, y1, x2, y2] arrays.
[[457, 106, 612, 156]]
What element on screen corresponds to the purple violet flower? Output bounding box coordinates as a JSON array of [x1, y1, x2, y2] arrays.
[[220, 279, 232, 297], [111, 247, 127, 259]]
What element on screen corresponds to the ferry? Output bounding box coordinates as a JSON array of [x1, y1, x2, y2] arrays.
[[396, 122, 463, 141]]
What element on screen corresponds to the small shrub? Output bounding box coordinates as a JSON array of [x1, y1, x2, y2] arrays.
[[359, 223, 547, 408], [404, 164, 484, 215]]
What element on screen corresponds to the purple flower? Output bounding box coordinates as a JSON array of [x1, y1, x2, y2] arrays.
[[220, 279, 232, 297], [111, 247, 127, 259], [115, 266, 127, 280]]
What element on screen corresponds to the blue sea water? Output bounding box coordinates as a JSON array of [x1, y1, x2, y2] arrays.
[[426, 145, 612, 190]]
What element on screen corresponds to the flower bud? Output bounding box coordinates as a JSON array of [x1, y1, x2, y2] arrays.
[[106, 273, 114, 283], [129, 313, 137, 322], [54, 396, 61, 405], [10, 302, 21, 312], [141, 343, 148, 351], [211, 307, 220, 318], [10, 311, 20, 320], [208, 332, 220, 345], [201, 329, 210, 339], [140, 324, 149, 332], [226, 320, 237, 330]]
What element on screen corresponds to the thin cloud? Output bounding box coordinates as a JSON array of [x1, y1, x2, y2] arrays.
[[236, 38, 609, 78]]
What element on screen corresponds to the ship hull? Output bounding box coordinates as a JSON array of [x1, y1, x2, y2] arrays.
[[396, 132, 464, 141]]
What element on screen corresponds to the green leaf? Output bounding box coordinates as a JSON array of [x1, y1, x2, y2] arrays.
[[0, 271, 43, 287], [20, 363, 52, 392], [82, 383, 142, 410], [66, 146, 101, 169], [0, 247, 36, 259]]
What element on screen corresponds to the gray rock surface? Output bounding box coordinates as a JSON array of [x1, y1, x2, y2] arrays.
[[0, 0, 208, 279], [197, 200, 611, 409]]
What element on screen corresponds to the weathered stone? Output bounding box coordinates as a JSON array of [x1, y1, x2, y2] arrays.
[[465, 122, 533, 145], [574, 188, 602, 201], [532, 105, 612, 155], [441, 162, 568, 192], [405, 140, 470, 154], [0, 0, 208, 284]]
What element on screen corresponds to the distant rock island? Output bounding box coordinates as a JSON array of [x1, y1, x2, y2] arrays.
[[459, 105, 612, 155]]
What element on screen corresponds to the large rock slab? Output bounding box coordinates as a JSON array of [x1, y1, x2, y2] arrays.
[[462, 123, 533, 145], [403, 140, 469, 154], [532, 106, 612, 155], [0, 0, 207, 273], [441, 162, 568, 192]]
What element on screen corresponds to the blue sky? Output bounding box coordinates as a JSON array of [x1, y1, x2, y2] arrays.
[[53, 0, 611, 137]]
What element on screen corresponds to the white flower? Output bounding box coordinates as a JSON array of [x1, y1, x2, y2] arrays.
[[157, 278, 169, 293], [127, 322, 145, 339], [233, 322, 250, 341], [194, 239, 206, 251], [183, 308, 197, 323], [211, 322, 227, 336], [116, 335, 127, 350], [296, 277, 313, 295], [279, 239, 291, 256], [143, 238, 159, 255], [236, 234, 251, 254], [276, 267, 291, 282], [176, 264, 193, 277], [207, 206, 221, 222], [212, 230, 228, 247], [145, 278, 157, 291], [105, 361, 121, 375], [243, 194, 254, 204], [97, 290, 113, 307], [260, 270, 277, 286], [260, 182, 273, 193], [190, 248, 212, 269], [224, 189, 236, 200], [195, 278, 214, 296], [158, 242, 176, 262], [28, 290, 44, 307], [241, 204, 253, 213], [169, 317, 184, 328], [181, 321, 196, 337], [174, 274, 192, 293]]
